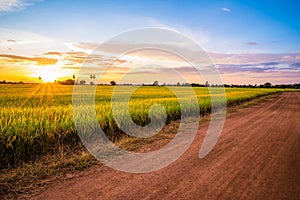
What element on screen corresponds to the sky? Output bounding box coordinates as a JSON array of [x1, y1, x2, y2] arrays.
[[0, 0, 299, 84]]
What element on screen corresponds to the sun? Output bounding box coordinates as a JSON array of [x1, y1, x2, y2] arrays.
[[34, 64, 64, 83], [40, 71, 59, 82], [39, 68, 60, 83], [32, 63, 76, 83]]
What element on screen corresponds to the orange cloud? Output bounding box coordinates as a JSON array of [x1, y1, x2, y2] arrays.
[[43, 51, 62, 56], [0, 54, 58, 65]]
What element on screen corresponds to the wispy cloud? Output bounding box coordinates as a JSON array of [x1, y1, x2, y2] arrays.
[[245, 42, 258, 46], [221, 7, 231, 12], [0, 0, 41, 12], [290, 62, 300, 68], [209, 52, 300, 65]]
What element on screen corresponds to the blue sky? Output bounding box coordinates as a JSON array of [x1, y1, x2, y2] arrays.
[[1, 0, 300, 53], [0, 0, 299, 84]]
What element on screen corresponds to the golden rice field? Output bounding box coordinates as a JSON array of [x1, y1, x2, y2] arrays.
[[0, 84, 284, 168]]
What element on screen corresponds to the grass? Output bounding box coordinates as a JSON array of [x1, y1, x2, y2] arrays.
[[0, 148, 97, 199]]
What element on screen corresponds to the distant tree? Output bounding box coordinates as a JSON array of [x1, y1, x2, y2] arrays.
[[58, 79, 75, 85], [205, 81, 209, 87], [264, 82, 272, 88], [177, 82, 181, 86], [90, 74, 96, 79], [153, 81, 159, 86], [110, 80, 116, 86], [191, 83, 205, 87]]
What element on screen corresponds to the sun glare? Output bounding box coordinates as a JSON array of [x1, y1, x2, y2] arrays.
[[37, 65, 61, 83], [40, 70, 59, 82], [33, 64, 73, 83]]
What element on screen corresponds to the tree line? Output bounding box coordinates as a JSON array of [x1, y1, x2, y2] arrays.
[[1, 79, 299, 89]]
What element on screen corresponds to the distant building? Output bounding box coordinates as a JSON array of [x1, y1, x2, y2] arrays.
[[79, 80, 86, 85]]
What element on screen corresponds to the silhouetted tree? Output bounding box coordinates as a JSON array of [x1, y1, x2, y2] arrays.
[[264, 82, 272, 88], [90, 74, 96, 79], [110, 80, 116, 85], [89, 74, 96, 85], [58, 79, 75, 85]]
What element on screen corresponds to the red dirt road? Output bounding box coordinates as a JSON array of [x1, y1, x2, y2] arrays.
[[32, 92, 300, 200]]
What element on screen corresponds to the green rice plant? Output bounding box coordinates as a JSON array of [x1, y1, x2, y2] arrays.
[[0, 84, 285, 168]]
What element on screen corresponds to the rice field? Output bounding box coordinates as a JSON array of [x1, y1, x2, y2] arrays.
[[0, 84, 284, 168]]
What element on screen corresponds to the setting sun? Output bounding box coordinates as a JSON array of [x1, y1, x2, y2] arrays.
[[33, 65, 62, 83], [40, 71, 59, 83], [30, 63, 75, 83]]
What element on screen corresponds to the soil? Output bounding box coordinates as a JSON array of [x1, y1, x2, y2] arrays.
[[30, 92, 300, 200]]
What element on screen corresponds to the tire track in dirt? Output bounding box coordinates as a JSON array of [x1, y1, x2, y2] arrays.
[[31, 92, 300, 200]]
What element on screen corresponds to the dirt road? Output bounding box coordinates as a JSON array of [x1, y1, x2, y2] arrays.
[[32, 92, 300, 200]]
